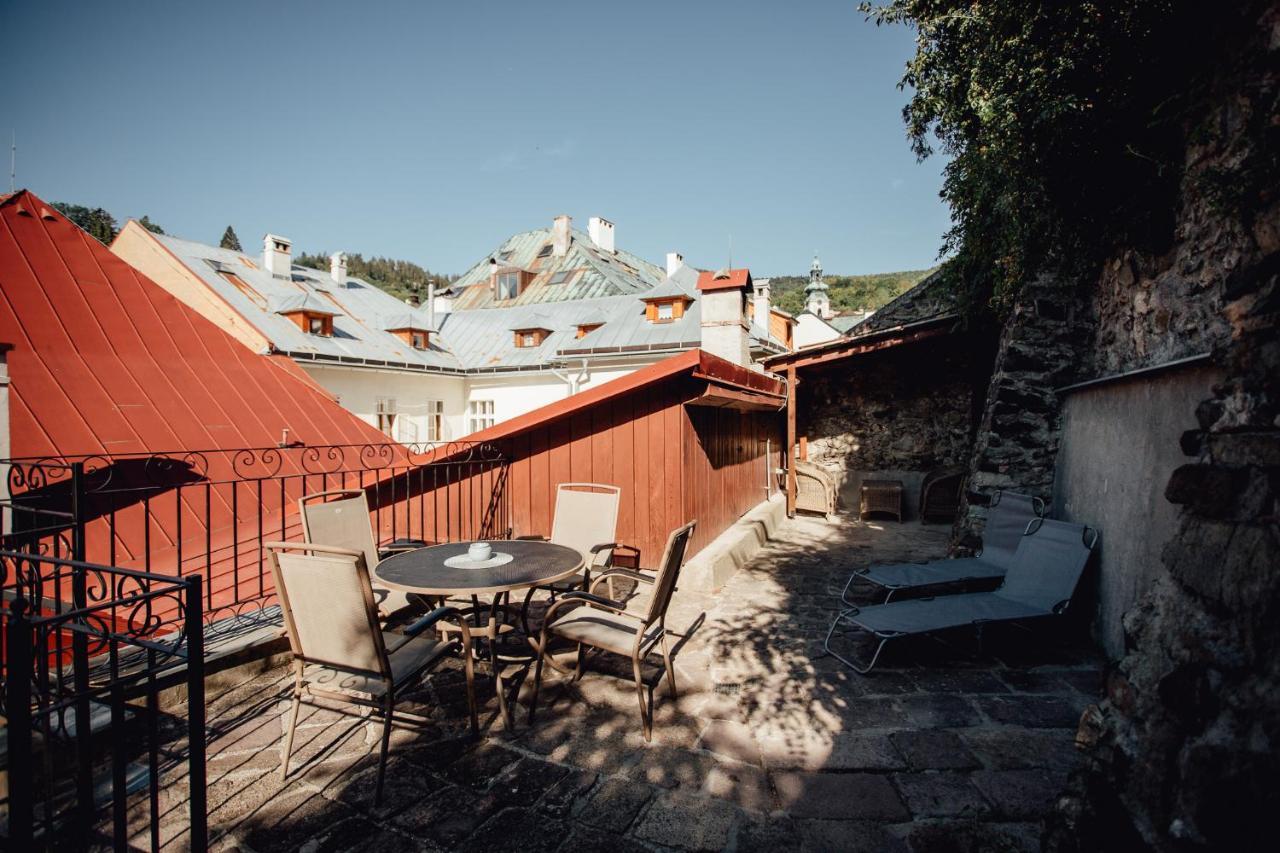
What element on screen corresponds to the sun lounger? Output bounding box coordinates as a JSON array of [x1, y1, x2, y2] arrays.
[[825, 517, 1097, 673], [839, 490, 1044, 605]]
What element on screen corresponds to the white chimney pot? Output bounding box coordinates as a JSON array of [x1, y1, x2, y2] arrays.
[[753, 278, 772, 335], [588, 216, 615, 254], [552, 215, 572, 257], [666, 252, 684, 277], [264, 234, 292, 279], [330, 251, 348, 286]]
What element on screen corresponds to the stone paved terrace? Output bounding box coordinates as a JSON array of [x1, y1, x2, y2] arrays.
[[136, 513, 1104, 852]]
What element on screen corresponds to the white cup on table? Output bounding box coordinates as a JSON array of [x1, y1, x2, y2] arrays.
[[467, 542, 492, 562]]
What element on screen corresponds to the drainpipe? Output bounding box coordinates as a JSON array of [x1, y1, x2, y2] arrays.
[[0, 343, 12, 534], [548, 359, 590, 395]]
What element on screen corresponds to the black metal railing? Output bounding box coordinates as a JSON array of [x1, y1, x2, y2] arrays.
[[0, 441, 510, 633], [2, 551, 207, 850]]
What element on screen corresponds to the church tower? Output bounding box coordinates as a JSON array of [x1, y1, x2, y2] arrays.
[[805, 254, 832, 320]]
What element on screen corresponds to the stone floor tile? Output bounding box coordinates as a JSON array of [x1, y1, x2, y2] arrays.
[[456, 807, 568, 853], [977, 695, 1085, 729], [960, 727, 1081, 771], [892, 772, 991, 818], [971, 767, 1070, 819], [897, 695, 983, 729], [890, 730, 980, 771], [307, 817, 427, 853], [488, 757, 571, 808], [773, 771, 910, 821], [235, 788, 356, 853], [538, 768, 598, 818], [696, 719, 763, 765], [559, 824, 656, 853], [702, 760, 774, 812], [735, 815, 909, 852], [580, 777, 653, 833], [390, 784, 501, 848], [896, 818, 1040, 853], [632, 792, 742, 851]]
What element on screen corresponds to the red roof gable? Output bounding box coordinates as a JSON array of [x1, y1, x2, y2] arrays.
[[696, 268, 752, 293], [0, 190, 389, 458]]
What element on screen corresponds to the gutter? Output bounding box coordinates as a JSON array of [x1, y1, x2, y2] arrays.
[[1054, 352, 1213, 395]]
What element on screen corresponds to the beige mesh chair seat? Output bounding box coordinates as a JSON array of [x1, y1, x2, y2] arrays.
[[528, 520, 695, 741], [545, 609, 665, 657], [265, 541, 476, 806], [302, 633, 452, 697], [300, 489, 428, 620]]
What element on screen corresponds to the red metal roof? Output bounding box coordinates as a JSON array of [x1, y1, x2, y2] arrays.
[[0, 190, 389, 458], [696, 268, 753, 293]]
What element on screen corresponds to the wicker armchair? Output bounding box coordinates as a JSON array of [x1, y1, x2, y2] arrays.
[[919, 468, 965, 524], [794, 459, 837, 515]]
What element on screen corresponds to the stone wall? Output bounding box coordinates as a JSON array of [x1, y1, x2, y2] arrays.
[[953, 274, 1090, 547], [1042, 4, 1280, 848], [800, 332, 993, 518]]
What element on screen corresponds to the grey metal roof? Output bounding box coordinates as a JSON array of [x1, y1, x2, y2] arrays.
[[270, 292, 341, 316], [847, 270, 957, 339], [154, 233, 463, 371], [450, 225, 666, 309]]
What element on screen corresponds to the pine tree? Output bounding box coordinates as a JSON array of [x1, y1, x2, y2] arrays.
[[219, 226, 242, 251], [52, 202, 118, 244], [138, 215, 165, 235]]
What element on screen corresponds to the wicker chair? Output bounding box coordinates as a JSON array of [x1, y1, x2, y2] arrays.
[[794, 460, 837, 515], [919, 468, 965, 524]]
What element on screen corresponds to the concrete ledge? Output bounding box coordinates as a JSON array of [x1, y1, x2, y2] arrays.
[[683, 492, 789, 593]]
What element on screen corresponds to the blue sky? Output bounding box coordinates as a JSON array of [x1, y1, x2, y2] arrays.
[[0, 0, 950, 277]]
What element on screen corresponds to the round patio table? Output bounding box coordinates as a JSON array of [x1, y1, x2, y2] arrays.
[[374, 540, 584, 728], [374, 540, 584, 597]]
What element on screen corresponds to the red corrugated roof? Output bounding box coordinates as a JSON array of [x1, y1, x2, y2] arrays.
[[0, 190, 389, 457], [696, 268, 752, 293]]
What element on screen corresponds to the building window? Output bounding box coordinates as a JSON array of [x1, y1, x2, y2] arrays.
[[497, 271, 520, 300], [425, 400, 444, 442], [307, 315, 332, 336], [411, 331, 427, 349], [376, 397, 397, 436], [656, 302, 674, 321], [513, 329, 548, 348], [468, 400, 495, 433], [536, 244, 554, 258], [577, 323, 603, 339]]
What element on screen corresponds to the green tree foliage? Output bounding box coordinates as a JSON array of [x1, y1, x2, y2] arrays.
[[219, 226, 242, 251], [770, 268, 934, 316], [138, 215, 164, 235], [294, 251, 456, 302], [863, 1, 1265, 317], [51, 202, 118, 244]]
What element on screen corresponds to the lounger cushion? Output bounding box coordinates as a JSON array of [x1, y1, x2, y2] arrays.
[[846, 592, 1049, 636], [548, 608, 658, 656], [859, 556, 1006, 590], [303, 633, 450, 696]]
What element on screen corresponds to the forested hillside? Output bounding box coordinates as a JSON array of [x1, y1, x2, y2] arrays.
[[768, 268, 935, 315], [294, 251, 456, 302]]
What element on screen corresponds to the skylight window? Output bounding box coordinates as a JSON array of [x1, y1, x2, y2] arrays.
[[536, 244, 554, 258], [548, 270, 575, 285]]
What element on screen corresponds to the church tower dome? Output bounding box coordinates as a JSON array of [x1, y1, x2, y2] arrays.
[[804, 253, 832, 320]]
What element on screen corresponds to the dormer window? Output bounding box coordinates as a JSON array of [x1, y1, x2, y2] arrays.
[[642, 297, 689, 323], [577, 322, 604, 339], [411, 331, 427, 350], [512, 326, 551, 348], [385, 326, 431, 349], [498, 271, 520, 300], [306, 314, 333, 336]]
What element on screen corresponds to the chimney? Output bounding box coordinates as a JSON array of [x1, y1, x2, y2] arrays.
[[329, 251, 347, 286], [264, 234, 292, 279], [666, 252, 684, 277], [588, 216, 615, 253], [697, 269, 752, 367], [425, 282, 435, 328], [753, 278, 772, 335], [552, 215, 572, 257]]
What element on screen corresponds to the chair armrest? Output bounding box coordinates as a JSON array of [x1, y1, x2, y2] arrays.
[[589, 569, 654, 595], [263, 541, 364, 559], [544, 590, 636, 624], [403, 605, 463, 637], [589, 542, 619, 554], [515, 534, 549, 541], [389, 606, 473, 653]]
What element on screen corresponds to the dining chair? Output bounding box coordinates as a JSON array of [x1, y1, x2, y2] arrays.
[[527, 520, 696, 741], [299, 489, 430, 620], [264, 541, 477, 805], [520, 482, 621, 600]]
